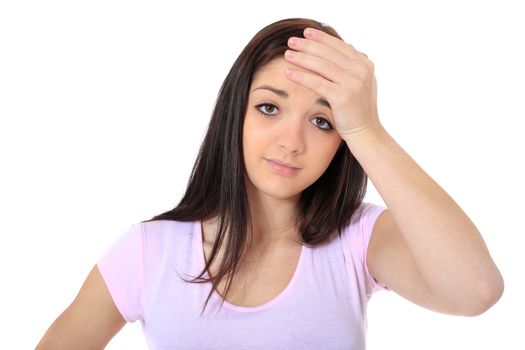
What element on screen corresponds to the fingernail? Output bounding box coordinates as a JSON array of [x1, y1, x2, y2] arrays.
[[285, 50, 295, 59], [304, 28, 314, 38]]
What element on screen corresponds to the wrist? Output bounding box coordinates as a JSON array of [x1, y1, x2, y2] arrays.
[[341, 123, 388, 145]]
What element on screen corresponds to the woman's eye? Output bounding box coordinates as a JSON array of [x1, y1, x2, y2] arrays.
[[256, 103, 279, 116], [313, 117, 333, 131], [256, 103, 333, 132]]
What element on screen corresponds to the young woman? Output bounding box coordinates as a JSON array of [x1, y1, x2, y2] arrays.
[[36, 18, 504, 349]]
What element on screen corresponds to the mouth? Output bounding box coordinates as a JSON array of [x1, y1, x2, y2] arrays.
[[264, 157, 301, 169], [265, 158, 301, 176]]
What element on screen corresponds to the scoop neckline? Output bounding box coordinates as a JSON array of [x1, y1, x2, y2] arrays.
[[193, 220, 305, 313]]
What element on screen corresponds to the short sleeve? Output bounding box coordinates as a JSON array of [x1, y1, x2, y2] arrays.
[[97, 222, 144, 323], [342, 202, 390, 297], [360, 202, 390, 294]]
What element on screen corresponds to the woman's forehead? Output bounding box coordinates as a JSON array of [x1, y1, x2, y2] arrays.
[[250, 58, 323, 100], [252, 58, 296, 79]]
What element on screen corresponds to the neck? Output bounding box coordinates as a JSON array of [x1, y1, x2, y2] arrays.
[[244, 178, 301, 248]]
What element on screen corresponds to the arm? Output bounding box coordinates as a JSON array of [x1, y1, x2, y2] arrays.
[[282, 26, 503, 316], [36, 265, 126, 349], [350, 126, 504, 316]]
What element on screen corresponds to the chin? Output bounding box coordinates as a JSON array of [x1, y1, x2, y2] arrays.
[[258, 184, 304, 200], [269, 192, 302, 201]]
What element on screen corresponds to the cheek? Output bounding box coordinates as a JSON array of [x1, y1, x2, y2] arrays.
[[312, 141, 342, 171], [242, 115, 264, 159]]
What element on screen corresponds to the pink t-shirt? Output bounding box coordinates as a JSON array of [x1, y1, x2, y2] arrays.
[[97, 202, 389, 349]]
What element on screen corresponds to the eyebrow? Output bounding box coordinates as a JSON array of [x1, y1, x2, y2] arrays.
[[251, 84, 331, 109]]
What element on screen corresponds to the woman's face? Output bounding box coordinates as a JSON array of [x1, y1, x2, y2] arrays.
[[242, 57, 344, 202]]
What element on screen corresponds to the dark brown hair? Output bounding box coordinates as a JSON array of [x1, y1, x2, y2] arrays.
[[142, 18, 368, 316]]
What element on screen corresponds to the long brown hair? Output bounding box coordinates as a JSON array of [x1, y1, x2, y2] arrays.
[[142, 18, 368, 316]]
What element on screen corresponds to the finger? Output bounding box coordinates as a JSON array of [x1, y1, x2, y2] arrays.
[[303, 27, 365, 61], [287, 36, 351, 70], [284, 49, 346, 83], [284, 67, 336, 98]]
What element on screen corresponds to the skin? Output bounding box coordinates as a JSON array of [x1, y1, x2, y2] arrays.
[[233, 28, 381, 251], [241, 57, 343, 248], [284, 27, 503, 315], [36, 28, 504, 350]]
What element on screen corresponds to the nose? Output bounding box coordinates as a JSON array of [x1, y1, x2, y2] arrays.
[[276, 114, 305, 154]]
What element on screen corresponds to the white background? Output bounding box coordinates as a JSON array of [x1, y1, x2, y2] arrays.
[[1, 0, 523, 349]]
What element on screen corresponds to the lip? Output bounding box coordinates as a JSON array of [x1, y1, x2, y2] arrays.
[[265, 157, 301, 169], [265, 158, 301, 176]]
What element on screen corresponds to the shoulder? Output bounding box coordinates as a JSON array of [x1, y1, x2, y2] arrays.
[[339, 201, 388, 254], [139, 219, 199, 249], [141, 219, 196, 236], [342, 201, 387, 234], [338, 202, 388, 266], [357, 201, 387, 220]]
